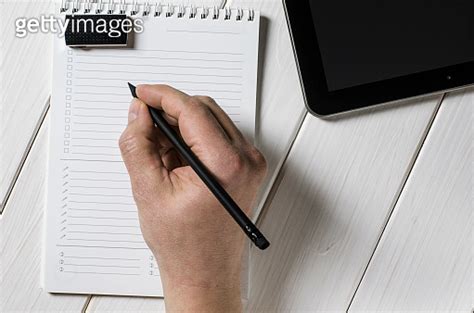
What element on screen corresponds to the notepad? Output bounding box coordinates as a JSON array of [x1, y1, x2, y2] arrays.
[[44, 2, 259, 297]]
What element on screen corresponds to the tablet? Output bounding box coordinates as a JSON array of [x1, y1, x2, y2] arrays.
[[284, 0, 474, 116]]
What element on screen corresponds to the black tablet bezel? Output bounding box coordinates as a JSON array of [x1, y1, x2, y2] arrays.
[[284, 0, 474, 116]]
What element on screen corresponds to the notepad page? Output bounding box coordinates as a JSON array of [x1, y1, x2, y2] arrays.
[[45, 8, 259, 296]]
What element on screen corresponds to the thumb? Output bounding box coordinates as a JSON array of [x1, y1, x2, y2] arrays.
[[119, 99, 170, 204]]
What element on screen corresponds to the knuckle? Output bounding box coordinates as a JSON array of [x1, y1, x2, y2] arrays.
[[187, 97, 213, 117], [248, 146, 267, 175], [118, 132, 140, 157], [251, 147, 267, 166], [218, 147, 267, 186], [197, 95, 216, 105], [187, 96, 205, 107], [221, 152, 246, 182], [230, 152, 246, 173]]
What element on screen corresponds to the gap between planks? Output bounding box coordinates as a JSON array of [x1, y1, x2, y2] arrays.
[[345, 93, 446, 312], [255, 110, 308, 226], [82, 295, 93, 313], [0, 96, 51, 215]]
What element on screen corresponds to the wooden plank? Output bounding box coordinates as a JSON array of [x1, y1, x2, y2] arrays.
[[226, 0, 307, 218], [87, 297, 166, 313], [0, 115, 90, 312], [0, 1, 54, 212], [225, 0, 447, 311], [349, 88, 473, 312], [247, 97, 442, 311]]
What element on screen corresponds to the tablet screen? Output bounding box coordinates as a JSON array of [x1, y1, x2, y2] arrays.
[[309, 1, 474, 91]]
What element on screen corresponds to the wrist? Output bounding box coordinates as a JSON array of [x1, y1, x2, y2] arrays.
[[163, 283, 242, 313]]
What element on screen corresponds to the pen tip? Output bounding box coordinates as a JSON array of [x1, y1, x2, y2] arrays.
[[128, 82, 137, 98]]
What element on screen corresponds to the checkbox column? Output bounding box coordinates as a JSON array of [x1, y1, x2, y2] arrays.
[[64, 48, 73, 154]]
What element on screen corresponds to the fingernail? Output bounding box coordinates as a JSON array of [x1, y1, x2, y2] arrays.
[[128, 99, 140, 122], [135, 84, 146, 96]]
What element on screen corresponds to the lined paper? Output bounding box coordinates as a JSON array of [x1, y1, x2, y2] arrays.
[[45, 7, 259, 296]]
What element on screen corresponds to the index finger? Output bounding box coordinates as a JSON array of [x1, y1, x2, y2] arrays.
[[136, 84, 189, 121], [136, 84, 233, 157]]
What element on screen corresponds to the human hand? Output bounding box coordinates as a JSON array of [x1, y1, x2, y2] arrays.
[[119, 84, 267, 312]]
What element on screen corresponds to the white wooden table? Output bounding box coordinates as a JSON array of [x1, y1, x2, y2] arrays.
[[1, 0, 472, 312]]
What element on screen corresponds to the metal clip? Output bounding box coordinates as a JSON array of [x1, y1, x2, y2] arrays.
[[248, 9, 255, 21], [200, 6, 209, 19], [84, 0, 92, 13], [96, 0, 104, 14], [212, 6, 219, 19], [119, 0, 127, 14], [107, 1, 116, 14], [154, 3, 162, 17], [189, 5, 196, 18], [177, 5, 185, 18], [72, 0, 80, 13], [224, 7, 231, 20], [165, 4, 174, 17], [143, 2, 150, 16], [130, 0, 139, 16], [236, 8, 243, 21], [60, 0, 68, 13]]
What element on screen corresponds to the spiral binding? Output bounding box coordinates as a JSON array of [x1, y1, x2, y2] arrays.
[[59, 0, 255, 21]]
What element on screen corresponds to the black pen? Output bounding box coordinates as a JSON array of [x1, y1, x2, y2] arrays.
[[127, 83, 270, 250]]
